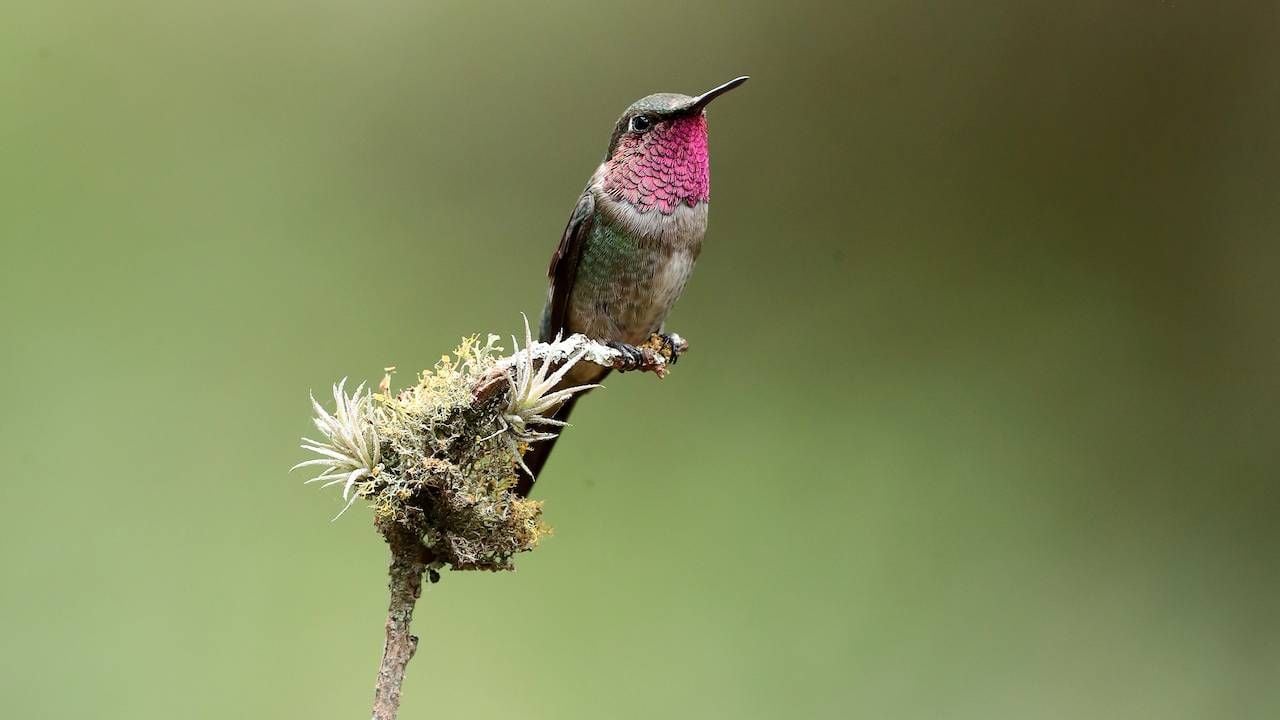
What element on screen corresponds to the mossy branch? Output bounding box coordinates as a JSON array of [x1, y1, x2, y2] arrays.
[[293, 323, 687, 720]]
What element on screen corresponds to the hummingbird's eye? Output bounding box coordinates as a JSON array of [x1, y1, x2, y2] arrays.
[[629, 115, 653, 132]]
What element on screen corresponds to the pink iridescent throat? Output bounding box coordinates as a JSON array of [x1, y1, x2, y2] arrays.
[[602, 114, 710, 215]]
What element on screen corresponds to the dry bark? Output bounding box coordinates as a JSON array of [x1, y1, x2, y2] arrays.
[[370, 524, 433, 720]]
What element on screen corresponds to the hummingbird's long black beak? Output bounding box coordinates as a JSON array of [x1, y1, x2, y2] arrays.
[[688, 75, 749, 112]]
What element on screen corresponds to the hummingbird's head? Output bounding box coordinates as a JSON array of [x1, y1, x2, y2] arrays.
[[599, 76, 748, 215]]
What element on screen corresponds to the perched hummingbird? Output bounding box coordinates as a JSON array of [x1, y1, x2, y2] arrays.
[[517, 76, 749, 495]]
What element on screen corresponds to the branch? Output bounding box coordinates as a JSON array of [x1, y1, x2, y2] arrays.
[[296, 325, 691, 720], [502, 330, 687, 376], [473, 331, 688, 404], [371, 522, 433, 720]]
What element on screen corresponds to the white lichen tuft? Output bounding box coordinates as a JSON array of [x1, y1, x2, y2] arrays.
[[291, 378, 383, 520]]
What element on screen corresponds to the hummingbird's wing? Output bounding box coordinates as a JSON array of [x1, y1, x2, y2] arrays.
[[519, 190, 598, 495], [543, 190, 595, 342]]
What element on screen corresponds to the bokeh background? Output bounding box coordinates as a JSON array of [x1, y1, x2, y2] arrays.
[[2, 2, 1278, 718]]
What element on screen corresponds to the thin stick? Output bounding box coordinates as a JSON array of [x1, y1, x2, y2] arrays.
[[371, 525, 431, 720]]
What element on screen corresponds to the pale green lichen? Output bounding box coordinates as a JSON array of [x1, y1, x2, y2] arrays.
[[293, 324, 598, 571], [293, 319, 684, 572]]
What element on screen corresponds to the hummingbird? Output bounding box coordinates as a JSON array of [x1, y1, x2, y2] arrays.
[[517, 76, 749, 496]]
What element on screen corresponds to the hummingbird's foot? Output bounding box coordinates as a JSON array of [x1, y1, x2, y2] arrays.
[[605, 340, 648, 372], [655, 333, 683, 364]]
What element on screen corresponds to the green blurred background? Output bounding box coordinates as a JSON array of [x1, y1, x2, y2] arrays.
[[2, 1, 1277, 718]]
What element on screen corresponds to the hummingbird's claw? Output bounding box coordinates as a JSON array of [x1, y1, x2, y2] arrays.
[[605, 340, 647, 372], [656, 333, 682, 364]]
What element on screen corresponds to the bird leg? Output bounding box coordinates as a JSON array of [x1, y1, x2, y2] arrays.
[[605, 340, 649, 372], [602, 333, 689, 374], [653, 332, 684, 364]]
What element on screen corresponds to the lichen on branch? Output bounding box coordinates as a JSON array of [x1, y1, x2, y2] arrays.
[[292, 320, 684, 571]]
